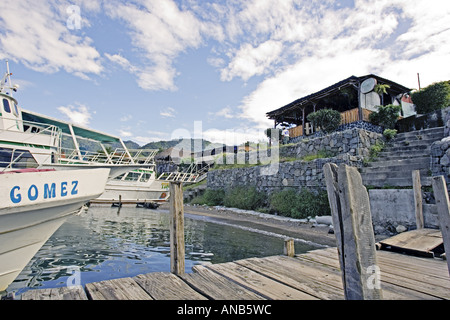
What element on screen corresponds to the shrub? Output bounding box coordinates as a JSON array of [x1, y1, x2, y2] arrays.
[[189, 189, 225, 206], [269, 189, 298, 216], [292, 188, 330, 219], [307, 108, 341, 133], [223, 186, 265, 210], [269, 188, 331, 219], [383, 128, 397, 140], [411, 81, 450, 114], [369, 104, 402, 129]]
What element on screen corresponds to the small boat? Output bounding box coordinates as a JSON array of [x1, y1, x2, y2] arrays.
[[0, 167, 110, 291]]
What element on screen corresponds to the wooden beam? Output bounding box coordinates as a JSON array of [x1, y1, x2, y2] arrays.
[[169, 182, 185, 275], [431, 176, 450, 276], [323, 163, 382, 300], [412, 170, 424, 229]]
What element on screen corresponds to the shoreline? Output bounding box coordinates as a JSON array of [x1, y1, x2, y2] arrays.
[[159, 202, 338, 248]]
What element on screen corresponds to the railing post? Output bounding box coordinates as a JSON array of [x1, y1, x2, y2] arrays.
[[169, 182, 185, 275], [323, 163, 382, 300], [431, 176, 450, 277]]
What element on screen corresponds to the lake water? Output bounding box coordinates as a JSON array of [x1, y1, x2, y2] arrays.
[[5, 205, 321, 297]]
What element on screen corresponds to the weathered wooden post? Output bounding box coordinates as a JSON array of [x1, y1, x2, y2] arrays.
[[412, 170, 424, 229], [169, 182, 185, 275], [323, 163, 382, 300], [284, 238, 295, 257], [431, 176, 450, 276]]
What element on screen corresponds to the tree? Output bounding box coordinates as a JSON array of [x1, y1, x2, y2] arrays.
[[374, 84, 390, 106], [369, 104, 402, 129], [307, 108, 341, 134], [411, 81, 450, 114]]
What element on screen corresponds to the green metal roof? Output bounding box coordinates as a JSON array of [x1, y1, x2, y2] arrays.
[[21, 109, 121, 144]]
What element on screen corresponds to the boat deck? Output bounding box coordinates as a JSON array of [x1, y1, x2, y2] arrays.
[[20, 247, 450, 300]]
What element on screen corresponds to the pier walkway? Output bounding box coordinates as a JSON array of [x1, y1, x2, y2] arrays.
[[21, 247, 450, 300]]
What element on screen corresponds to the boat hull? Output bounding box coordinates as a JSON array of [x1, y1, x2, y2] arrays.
[[92, 180, 170, 203], [0, 168, 110, 291]]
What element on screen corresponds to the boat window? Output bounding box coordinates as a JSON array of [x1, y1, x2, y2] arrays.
[[13, 102, 19, 116], [0, 147, 38, 169], [114, 173, 126, 180], [139, 173, 152, 182], [3, 98, 11, 113], [124, 171, 141, 181]]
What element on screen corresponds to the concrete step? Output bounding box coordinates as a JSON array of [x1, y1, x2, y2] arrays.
[[389, 137, 444, 148], [362, 175, 432, 188], [361, 168, 429, 180], [376, 151, 429, 160], [381, 144, 430, 153], [394, 127, 445, 142], [361, 161, 428, 174], [367, 156, 429, 167]]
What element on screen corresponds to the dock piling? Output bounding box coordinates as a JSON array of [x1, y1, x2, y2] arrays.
[[169, 182, 185, 275], [323, 163, 382, 300], [431, 175, 450, 277]]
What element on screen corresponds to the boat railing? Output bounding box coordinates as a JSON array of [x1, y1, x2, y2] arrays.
[[58, 147, 158, 165], [0, 147, 41, 171], [157, 162, 211, 184], [1, 119, 62, 146]]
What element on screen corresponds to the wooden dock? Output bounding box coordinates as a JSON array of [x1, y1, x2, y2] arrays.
[[21, 247, 450, 300]]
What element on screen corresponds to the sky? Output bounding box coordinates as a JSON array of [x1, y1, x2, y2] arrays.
[[1, 0, 449, 147]]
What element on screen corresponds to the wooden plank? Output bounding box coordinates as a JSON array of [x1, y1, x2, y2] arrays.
[[297, 252, 443, 299], [235, 256, 344, 300], [180, 265, 265, 300], [413, 170, 424, 229], [311, 248, 450, 291], [206, 261, 318, 300], [304, 248, 450, 299], [134, 272, 207, 300], [21, 286, 88, 300], [170, 182, 185, 275], [85, 277, 151, 300], [432, 175, 450, 277], [379, 229, 443, 256]]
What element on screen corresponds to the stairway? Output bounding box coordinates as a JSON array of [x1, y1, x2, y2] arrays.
[[360, 127, 445, 187]]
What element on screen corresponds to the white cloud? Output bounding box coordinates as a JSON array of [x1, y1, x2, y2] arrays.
[[160, 107, 177, 118], [0, 0, 103, 78], [105, 0, 209, 91], [221, 40, 283, 81], [57, 103, 93, 127], [215, 107, 235, 119]]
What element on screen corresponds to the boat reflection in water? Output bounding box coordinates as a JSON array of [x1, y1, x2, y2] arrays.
[[7, 205, 320, 297]]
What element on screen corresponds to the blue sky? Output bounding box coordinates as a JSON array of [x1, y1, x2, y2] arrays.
[[1, 0, 449, 146]]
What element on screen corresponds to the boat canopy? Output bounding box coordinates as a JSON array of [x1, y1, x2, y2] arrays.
[[21, 109, 120, 144]]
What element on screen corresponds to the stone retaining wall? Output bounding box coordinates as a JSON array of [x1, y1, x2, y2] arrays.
[[430, 106, 450, 190], [207, 154, 364, 194]]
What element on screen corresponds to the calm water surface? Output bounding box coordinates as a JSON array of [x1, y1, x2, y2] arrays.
[[7, 205, 320, 297]]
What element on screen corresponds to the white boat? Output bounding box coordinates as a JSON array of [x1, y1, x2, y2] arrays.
[[0, 61, 171, 204], [0, 167, 110, 291]]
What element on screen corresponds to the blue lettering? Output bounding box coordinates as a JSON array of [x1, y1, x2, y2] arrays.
[[71, 181, 78, 195], [10, 186, 21, 203], [28, 184, 38, 201], [61, 181, 67, 197], [44, 183, 56, 199]]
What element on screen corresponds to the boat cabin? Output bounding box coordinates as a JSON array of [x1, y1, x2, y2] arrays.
[[266, 74, 414, 139]]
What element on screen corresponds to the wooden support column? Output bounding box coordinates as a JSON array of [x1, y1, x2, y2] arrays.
[[431, 176, 450, 276], [284, 239, 295, 257], [301, 106, 306, 136], [412, 170, 424, 229], [323, 163, 382, 300], [170, 182, 185, 275]]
